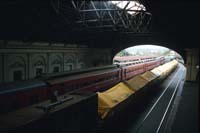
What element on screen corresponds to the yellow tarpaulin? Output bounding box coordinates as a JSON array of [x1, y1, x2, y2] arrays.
[[151, 60, 178, 79], [127, 75, 149, 91], [157, 66, 168, 77], [97, 82, 134, 119], [151, 68, 162, 77], [140, 71, 158, 82]]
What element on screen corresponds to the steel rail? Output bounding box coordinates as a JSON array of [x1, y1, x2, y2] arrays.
[[156, 68, 184, 133], [135, 64, 181, 132]]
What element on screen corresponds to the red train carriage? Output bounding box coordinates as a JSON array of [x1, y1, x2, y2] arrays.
[[46, 67, 121, 94], [144, 60, 160, 71], [159, 56, 165, 64], [0, 80, 47, 113], [121, 57, 164, 80], [122, 63, 145, 80], [0, 66, 121, 113]]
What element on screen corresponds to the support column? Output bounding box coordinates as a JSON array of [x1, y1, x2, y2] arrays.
[[62, 53, 65, 72], [47, 53, 50, 73], [2, 53, 5, 82], [185, 48, 199, 81], [0, 54, 3, 83], [27, 53, 30, 80]]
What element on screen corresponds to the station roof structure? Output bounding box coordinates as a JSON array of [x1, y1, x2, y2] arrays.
[[0, 0, 199, 49]]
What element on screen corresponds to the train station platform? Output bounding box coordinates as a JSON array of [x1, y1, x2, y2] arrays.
[[171, 81, 199, 133]]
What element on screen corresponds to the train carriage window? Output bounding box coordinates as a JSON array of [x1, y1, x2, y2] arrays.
[[13, 70, 22, 81]]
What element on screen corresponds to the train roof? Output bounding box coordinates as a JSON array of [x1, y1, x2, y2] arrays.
[[0, 79, 46, 94], [46, 67, 120, 85], [113, 55, 157, 62], [40, 65, 117, 80]]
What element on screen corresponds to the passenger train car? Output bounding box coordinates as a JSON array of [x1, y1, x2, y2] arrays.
[[0, 56, 165, 113]]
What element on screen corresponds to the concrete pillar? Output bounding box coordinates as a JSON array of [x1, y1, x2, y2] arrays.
[[185, 48, 199, 81], [0, 54, 3, 83], [47, 53, 50, 73], [27, 53, 30, 80], [62, 53, 65, 72], [29, 53, 34, 79], [2, 53, 5, 83]]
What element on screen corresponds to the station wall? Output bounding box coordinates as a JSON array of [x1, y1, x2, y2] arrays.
[[0, 41, 112, 83]]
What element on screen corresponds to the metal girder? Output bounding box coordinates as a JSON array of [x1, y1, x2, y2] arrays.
[[51, 0, 152, 32]]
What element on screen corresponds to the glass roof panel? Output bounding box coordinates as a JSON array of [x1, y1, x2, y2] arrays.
[[111, 1, 146, 15]]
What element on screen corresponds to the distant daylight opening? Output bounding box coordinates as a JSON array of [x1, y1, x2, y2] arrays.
[[111, 1, 146, 15], [113, 45, 184, 65]]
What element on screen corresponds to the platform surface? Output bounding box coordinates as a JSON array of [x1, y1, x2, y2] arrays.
[[171, 81, 199, 133]]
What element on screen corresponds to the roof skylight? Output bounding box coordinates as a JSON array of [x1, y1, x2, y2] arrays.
[[111, 1, 146, 15]]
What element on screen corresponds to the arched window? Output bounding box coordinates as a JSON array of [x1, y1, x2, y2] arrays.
[[51, 55, 62, 73], [64, 54, 75, 71], [77, 58, 85, 69], [8, 56, 26, 82], [32, 55, 46, 77]]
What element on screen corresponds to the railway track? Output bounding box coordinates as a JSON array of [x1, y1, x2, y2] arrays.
[[133, 63, 186, 133]]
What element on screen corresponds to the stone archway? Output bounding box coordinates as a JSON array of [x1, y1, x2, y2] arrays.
[[32, 55, 47, 77], [50, 54, 62, 73], [64, 54, 75, 71], [7, 55, 26, 82]]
